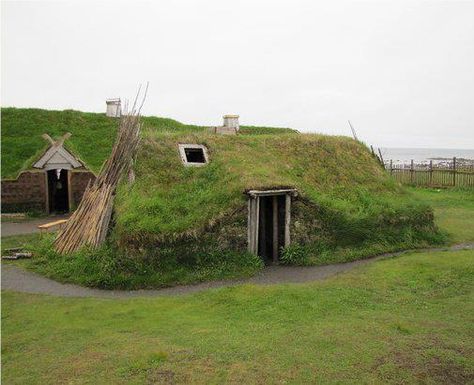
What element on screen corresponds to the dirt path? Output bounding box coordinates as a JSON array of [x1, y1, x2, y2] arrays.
[[1, 215, 70, 237], [2, 243, 473, 298]]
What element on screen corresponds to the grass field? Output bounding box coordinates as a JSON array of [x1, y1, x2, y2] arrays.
[[1, 233, 40, 251], [410, 188, 474, 243], [2, 249, 473, 384], [1, 188, 473, 384]]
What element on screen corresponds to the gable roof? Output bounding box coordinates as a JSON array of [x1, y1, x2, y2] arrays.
[[33, 144, 84, 170]]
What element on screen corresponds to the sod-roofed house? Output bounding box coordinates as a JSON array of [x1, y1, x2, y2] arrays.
[[110, 115, 438, 265], [1, 133, 95, 214], [2, 107, 439, 266], [1, 106, 119, 214]]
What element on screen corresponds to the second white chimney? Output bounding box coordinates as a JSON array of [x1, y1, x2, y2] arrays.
[[106, 98, 121, 118], [223, 115, 239, 131]]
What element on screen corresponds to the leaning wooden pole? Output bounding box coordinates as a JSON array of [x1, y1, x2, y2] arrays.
[[54, 85, 147, 254]]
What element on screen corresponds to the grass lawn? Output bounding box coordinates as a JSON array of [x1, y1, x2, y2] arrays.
[[1, 233, 41, 251], [410, 187, 474, 243], [2, 249, 473, 384], [1, 187, 473, 384]]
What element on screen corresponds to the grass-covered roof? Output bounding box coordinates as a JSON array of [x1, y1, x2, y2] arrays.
[[114, 126, 409, 243], [1, 107, 295, 179], [2, 108, 410, 240]]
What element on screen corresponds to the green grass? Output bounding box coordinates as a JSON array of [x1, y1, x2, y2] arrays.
[[410, 188, 474, 243], [1, 233, 41, 252], [116, 130, 398, 238], [2, 248, 473, 384], [1, 108, 295, 179], [1, 108, 118, 178], [6, 235, 263, 289]]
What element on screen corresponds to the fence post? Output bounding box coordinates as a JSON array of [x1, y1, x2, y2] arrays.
[[410, 159, 414, 184], [390, 159, 393, 175], [453, 157, 456, 186], [429, 160, 433, 186]]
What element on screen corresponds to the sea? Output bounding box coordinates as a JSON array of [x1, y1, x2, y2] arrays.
[[380, 148, 474, 166]]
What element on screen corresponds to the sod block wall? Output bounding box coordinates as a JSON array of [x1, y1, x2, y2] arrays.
[[1, 171, 47, 213], [1, 170, 96, 213], [70, 171, 95, 208]]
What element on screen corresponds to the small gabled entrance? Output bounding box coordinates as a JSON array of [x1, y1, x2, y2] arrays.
[[33, 133, 85, 214], [247, 189, 297, 264]]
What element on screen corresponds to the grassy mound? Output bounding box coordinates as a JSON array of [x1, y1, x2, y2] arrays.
[[1, 107, 445, 288], [111, 127, 444, 268]]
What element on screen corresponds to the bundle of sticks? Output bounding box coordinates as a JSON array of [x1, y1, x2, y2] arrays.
[[54, 87, 146, 254]]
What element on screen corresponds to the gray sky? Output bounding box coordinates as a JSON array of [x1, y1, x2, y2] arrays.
[[2, 0, 474, 148]]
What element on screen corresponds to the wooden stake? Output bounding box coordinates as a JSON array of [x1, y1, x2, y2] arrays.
[[272, 195, 278, 263], [54, 87, 146, 255], [284, 194, 291, 247], [453, 157, 457, 186]]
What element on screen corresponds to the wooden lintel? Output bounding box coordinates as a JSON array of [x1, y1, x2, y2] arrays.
[[247, 189, 297, 197]]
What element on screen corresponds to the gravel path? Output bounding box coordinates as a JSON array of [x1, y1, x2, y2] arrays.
[[1, 215, 70, 237], [2, 243, 472, 298]]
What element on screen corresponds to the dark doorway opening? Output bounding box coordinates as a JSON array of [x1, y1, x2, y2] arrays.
[[184, 148, 206, 163], [47, 169, 69, 213], [258, 195, 286, 264]]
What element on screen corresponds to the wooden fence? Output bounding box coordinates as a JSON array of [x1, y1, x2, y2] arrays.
[[386, 157, 474, 188]]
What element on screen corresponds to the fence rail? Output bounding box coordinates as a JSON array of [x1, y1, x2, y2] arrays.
[[386, 157, 474, 188]]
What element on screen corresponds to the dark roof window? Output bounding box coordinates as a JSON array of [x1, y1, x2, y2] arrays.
[[178, 144, 209, 166]]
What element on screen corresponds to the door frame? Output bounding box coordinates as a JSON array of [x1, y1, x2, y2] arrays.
[[247, 188, 297, 261], [45, 168, 72, 214]]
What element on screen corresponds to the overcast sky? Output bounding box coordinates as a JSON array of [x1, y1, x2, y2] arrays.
[[2, 0, 474, 148]]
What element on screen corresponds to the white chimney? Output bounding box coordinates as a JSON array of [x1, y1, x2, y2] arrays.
[[106, 98, 121, 118], [223, 115, 239, 131]]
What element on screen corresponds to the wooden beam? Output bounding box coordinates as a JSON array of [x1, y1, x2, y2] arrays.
[[248, 198, 255, 254], [247, 189, 297, 197], [44, 171, 49, 214], [284, 194, 291, 247], [41, 133, 55, 146], [259, 197, 266, 257], [272, 195, 278, 263], [248, 197, 260, 255], [67, 170, 73, 212], [254, 196, 260, 255]]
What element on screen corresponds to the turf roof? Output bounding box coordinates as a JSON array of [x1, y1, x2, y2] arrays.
[[1, 107, 296, 179], [3, 107, 435, 260], [113, 127, 404, 241], [2, 107, 407, 239]]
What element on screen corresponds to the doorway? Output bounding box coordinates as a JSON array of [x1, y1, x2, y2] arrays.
[[247, 189, 295, 264], [47, 169, 69, 213], [258, 195, 286, 263]]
